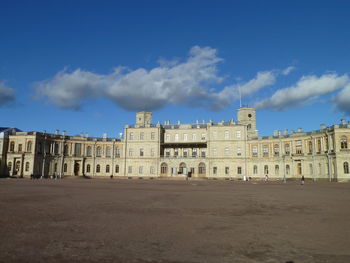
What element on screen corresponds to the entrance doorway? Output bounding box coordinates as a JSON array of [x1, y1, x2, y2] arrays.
[[74, 161, 80, 176]]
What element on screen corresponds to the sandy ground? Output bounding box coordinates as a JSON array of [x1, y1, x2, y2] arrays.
[[0, 177, 349, 263]]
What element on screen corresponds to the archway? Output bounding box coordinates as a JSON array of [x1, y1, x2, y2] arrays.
[[74, 162, 80, 176], [179, 163, 187, 174], [160, 162, 168, 177], [198, 162, 206, 177]]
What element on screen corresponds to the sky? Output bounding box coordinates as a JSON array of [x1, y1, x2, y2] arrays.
[[1, 0, 350, 137]]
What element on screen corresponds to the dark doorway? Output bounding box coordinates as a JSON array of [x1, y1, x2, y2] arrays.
[[74, 162, 80, 176]]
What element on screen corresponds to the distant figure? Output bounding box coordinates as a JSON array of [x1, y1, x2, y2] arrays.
[[301, 175, 305, 185], [110, 174, 113, 179], [243, 175, 246, 181], [265, 174, 269, 182]]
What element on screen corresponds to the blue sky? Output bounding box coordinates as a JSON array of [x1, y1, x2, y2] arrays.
[[1, 0, 350, 137]]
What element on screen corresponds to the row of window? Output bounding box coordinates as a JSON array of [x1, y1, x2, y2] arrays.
[[9, 141, 33, 153], [163, 130, 242, 142], [129, 132, 156, 140]]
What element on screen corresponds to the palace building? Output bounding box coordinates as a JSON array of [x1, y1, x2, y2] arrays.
[[1, 108, 350, 181]]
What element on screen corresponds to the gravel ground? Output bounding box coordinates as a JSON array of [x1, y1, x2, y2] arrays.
[[0, 177, 349, 263]]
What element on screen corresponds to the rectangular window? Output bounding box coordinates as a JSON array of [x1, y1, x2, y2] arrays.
[[224, 130, 229, 139], [18, 144, 22, 152], [224, 147, 229, 156], [213, 148, 217, 156], [75, 143, 81, 156], [213, 167, 217, 174], [151, 132, 155, 140], [166, 134, 170, 141], [225, 167, 229, 175], [174, 149, 178, 157], [165, 151, 170, 157], [129, 132, 134, 140], [252, 145, 258, 156], [140, 148, 144, 157], [128, 166, 132, 173], [192, 148, 197, 157], [139, 166, 143, 174], [116, 148, 121, 158], [212, 131, 217, 139], [296, 140, 302, 154], [236, 130, 241, 139], [263, 145, 268, 156], [201, 151, 206, 158], [184, 134, 188, 141], [237, 166, 242, 174], [183, 150, 188, 157], [151, 148, 155, 156], [175, 134, 179, 142], [237, 147, 241, 156], [150, 166, 155, 174], [192, 133, 197, 141], [140, 132, 144, 140], [129, 148, 133, 156], [201, 133, 206, 140]]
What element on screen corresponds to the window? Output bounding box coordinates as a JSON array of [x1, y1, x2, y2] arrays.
[[308, 141, 313, 153], [150, 166, 155, 174], [201, 150, 206, 158], [198, 163, 206, 174], [192, 148, 197, 157], [253, 165, 258, 175], [140, 148, 144, 157], [263, 145, 268, 156], [106, 147, 111, 157], [344, 162, 349, 174], [64, 144, 68, 155], [213, 167, 217, 175], [96, 146, 102, 157], [54, 163, 58, 173], [74, 143, 81, 156], [237, 147, 241, 156], [252, 145, 258, 156], [115, 165, 119, 173], [184, 134, 188, 141], [86, 164, 91, 173], [139, 166, 143, 174], [115, 148, 121, 158], [25, 162, 30, 172], [212, 131, 217, 140], [183, 150, 188, 158], [275, 165, 279, 175], [317, 139, 321, 153], [160, 163, 168, 174], [236, 130, 241, 139], [129, 132, 134, 140], [140, 132, 144, 140], [237, 166, 242, 175], [151, 132, 155, 140], [151, 148, 155, 156], [201, 133, 206, 140], [286, 165, 290, 175], [106, 165, 110, 173], [341, 136, 348, 149], [64, 163, 67, 173], [274, 144, 279, 155], [175, 134, 179, 141], [129, 148, 133, 157], [297, 163, 302, 175], [264, 165, 269, 175], [224, 147, 229, 156], [174, 149, 178, 157], [86, 146, 92, 157], [213, 148, 217, 156], [18, 144, 22, 152], [296, 140, 302, 154], [27, 141, 32, 152], [96, 165, 100, 173], [54, 143, 59, 154], [165, 150, 170, 157], [128, 166, 132, 173], [224, 130, 229, 139], [285, 144, 290, 155], [10, 141, 15, 152], [225, 167, 229, 175], [166, 134, 170, 141]]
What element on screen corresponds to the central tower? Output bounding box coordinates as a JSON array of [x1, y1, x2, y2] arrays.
[[135, 111, 152, 127], [237, 107, 258, 138]]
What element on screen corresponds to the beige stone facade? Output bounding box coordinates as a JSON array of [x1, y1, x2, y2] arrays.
[[2, 108, 350, 181]]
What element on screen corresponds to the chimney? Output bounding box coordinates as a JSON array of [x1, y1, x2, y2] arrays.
[[273, 130, 279, 136], [297, 128, 302, 133], [283, 129, 288, 135]]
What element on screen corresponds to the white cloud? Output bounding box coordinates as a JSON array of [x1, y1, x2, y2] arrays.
[[282, 66, 295, 75], [0, 82, 15, 107], [254, 74, 350, 111], [334, 84, 350, 115]]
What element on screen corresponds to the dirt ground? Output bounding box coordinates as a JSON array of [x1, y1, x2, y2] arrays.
[[0, 178, 349, 263]]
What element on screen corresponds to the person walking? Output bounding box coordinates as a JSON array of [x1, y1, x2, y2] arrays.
[[301, 175, 305, 185]]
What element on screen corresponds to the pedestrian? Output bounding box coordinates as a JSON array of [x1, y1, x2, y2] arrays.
[[301, 175, 305, 185], [110, 174, 113, 179]]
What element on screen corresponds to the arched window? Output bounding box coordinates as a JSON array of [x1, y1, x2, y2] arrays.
[[275, 165, 279, 175], [344, 162, 349, 174], [106, 165, 110, 173], [341, 136, 348, 149], [96, 146, 102, 157], [286, 165, 290, 175], [25, 162, 30, 172], [253, 165, 258, 174], [86, 164, 91, 173], [115, 165, 119, 173], [160, 162, 168, 175], [179, 162, 186, 174], [27, 141, 32, 152], [64, 163, 67, 173], [10, 141, 15, 152], [198, 162, 206, 175], [96, 164, 100, 173], [106, 147, 111, 157], [86, 146, 92, 157], [264, 165, 269, 175]]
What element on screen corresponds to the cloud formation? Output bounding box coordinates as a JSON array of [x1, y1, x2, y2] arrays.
[[334, 84, 350, 115], [36, 46, 278, 111], [254, 74, 350, 111], [0, 83, 15, 107]]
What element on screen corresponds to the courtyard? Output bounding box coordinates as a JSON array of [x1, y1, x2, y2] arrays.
[[0, 178, 349, 263]]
